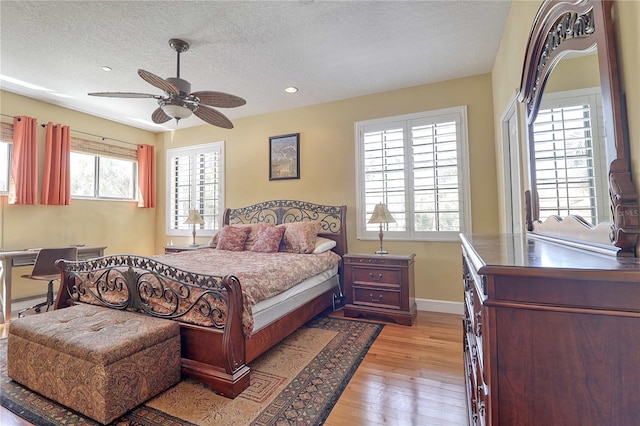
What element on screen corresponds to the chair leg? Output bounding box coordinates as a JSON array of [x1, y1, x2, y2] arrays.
[[45, 280, 54, 312], [16, 280, 56, 317]]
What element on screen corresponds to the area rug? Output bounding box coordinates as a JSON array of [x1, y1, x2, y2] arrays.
[[0, 315, 383, 425]]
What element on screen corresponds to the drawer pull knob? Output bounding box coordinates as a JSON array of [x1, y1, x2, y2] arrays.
[[369, 293, 383, 302], [368, 273, 383, 281]]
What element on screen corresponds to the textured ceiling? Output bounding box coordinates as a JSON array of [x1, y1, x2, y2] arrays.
[[0, 1, 511, 132]]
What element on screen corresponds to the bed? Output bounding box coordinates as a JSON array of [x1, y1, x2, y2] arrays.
[[54, 200, 347, 398]]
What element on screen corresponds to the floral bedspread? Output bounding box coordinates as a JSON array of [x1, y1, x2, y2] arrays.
[[153, 249, 341, 334]]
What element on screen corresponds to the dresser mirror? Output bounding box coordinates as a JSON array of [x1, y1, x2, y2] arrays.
[[518, 0, 639, 256]]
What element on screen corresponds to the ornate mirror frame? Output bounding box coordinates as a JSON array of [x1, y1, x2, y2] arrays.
[[518, 0, 639, 256]]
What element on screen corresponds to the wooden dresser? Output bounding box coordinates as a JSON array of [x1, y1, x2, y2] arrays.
[[343, 253, 416, 325], [460, 234, 640, 425]]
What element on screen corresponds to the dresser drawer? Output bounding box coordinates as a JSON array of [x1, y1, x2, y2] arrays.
[[351, 283, 402, 309], [351, 266, 402, 286]]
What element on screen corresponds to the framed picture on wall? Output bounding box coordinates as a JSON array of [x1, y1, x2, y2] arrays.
[[269, 133, 300, 180]]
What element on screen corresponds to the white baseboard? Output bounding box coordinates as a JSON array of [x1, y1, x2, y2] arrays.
[[416, 298, 463, 315]]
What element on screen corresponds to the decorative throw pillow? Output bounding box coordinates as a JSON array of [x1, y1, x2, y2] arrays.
[[216, 226, 251, 251], [252, 225, 286, 253], [243, 223, 274, 250], [209, 223, 274, 249], [279, 221, 322, 254], [312, 237, 337, 254]]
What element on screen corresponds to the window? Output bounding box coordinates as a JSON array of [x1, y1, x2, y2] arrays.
[[70, 137, 137, 201], [533, 88, 607, 224], [355, 106, 471, 242], [0, 123, 12, 193], [166, 142, 224, 236], [70, 152, 137, 200]]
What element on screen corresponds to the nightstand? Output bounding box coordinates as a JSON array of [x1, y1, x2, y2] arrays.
[[164, 245, 210, 254], [343, 253, 416, 325]]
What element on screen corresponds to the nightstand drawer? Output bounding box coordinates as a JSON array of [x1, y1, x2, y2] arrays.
[[351, 267, 402, 286], [352, 284, 402, 310]]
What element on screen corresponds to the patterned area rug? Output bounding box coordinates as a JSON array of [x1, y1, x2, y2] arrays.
[[1, 315, 382, 426]]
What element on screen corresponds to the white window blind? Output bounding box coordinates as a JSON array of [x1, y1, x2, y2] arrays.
[[533, 89, 607, 224], [166, 142, 224, 235], [356, 106, 471, 242]]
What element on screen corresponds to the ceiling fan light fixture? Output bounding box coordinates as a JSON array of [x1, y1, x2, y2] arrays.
[[161, 103, 193, 119]]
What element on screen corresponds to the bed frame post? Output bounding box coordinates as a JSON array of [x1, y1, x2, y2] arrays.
[[177, 275, 250, 398]]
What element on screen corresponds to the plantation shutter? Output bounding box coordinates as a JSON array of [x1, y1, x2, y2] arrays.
[[362, 121, 406, 233], [168, 143, 223, 232], [533, 93, 606, 224], [357, 107, 469, 241]]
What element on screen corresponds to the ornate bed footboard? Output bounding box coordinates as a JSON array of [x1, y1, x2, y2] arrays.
[[55, 254, 249, 397]]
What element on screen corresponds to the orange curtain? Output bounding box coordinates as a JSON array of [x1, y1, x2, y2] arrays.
[[137, 144, 156, 208], [41, 122, 71, 205], [9, 116, 38, 205]]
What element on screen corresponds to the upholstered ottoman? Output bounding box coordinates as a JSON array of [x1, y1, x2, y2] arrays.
[[7, 303, 181, 424]]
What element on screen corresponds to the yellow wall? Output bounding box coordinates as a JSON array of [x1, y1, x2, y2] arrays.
[[158, 73, 499, 303], [0, 91, 157, 299]]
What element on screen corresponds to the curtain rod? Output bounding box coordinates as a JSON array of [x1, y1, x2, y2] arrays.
[[1, 113, 139, 147]]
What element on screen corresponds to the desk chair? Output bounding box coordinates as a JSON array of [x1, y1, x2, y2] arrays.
[[17, 247, 78, 318]]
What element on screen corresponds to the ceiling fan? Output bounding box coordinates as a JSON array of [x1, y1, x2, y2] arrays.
[[88, 38, 245, 129]]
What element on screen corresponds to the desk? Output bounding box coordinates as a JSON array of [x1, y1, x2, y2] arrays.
[[0, 245, 106, 323]]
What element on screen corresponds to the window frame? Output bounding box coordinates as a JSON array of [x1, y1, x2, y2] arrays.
[[355, 106, 472, 242], [0, 141, 10, 195], [165, 141, 225, 237], [70, 151, 138, 201]]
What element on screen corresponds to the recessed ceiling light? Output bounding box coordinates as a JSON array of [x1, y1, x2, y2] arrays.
[[285, 86, 298, 93], [101, 66, 112, 72]]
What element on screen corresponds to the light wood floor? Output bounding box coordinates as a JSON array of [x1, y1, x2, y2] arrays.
[[0, 310, 466, 426]]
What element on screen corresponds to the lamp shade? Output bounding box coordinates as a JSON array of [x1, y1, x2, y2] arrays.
[[368, 203, 396, 224], [162, 103, 193, 119], [184, 209, 204, 225]]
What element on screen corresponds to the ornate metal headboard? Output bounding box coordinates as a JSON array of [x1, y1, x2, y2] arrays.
[[222, 200, 348, 257]]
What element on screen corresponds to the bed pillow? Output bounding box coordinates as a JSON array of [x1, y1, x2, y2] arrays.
[[251, 225, 287, 253], [243, 223, 274, 250], [208, 231, 219, 247], [279, 221, 322, 254], [216, 225, 251, 251], [209, 223, 273, 249], [312, 237, 337, 254]]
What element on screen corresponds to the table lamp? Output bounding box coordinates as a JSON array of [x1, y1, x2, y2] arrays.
[[368, 203, 396, 254], [184, 210, 204, 247]]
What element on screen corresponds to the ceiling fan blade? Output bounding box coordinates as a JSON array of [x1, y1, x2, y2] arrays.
[[88, 92, 162, 99], [151, 107, 172, 124], [191, 91, 246, 108], [194, 105, 234, 129], [138, 69, 180, 95]]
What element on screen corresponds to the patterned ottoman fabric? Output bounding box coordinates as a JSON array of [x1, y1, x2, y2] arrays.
[[7, 304, 181, 425]]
